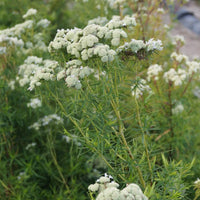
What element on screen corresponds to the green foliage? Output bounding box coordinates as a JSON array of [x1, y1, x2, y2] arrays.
[[0, 0, 200, 199]]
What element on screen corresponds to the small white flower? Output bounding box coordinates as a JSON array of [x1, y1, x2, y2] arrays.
[[17, 172, 26, 180], [163, 68, 187, 86], [101, 55, 109, 62], [171, 52, 188, 63], [0, 46, 6, 54], [88, 183, 100, 192], [172, 35, 185, 46], [146, 38, 163, 51], [186, 61, 200, 75], [37, 19, 51, 28], [88, 174, 148, 200], [62, 135, 71, 143], [25, 142, 36, 150], [147, 64, 163, 81], [194, 178, 200, 185], [28, 122, 40, 130], [99, 176, 110, 183], [29, 114, 63, 130], [27, 98, 42, 109], [8, 80, 15, 90], [24, 56, 43, 64], [111, 38, 120, 46], [131, 79, 152, 98], [88, 17, 108, 26], [23, 8, 37, 19], [172, 103, 184, 115], [117, 39, 146, 53], [157, 8, 165, 14]]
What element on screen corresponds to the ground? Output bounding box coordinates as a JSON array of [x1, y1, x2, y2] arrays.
[[168, 0, 200, 58]]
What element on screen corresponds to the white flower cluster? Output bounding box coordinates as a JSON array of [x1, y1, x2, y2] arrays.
[[157, 8, 165, 14], [88, 17, 108, 26], [164, 24, 170, 30], [172, 35, 185, 46], [62, 135, 81, 146], [17, 56, 58, 90], [193, 87, 200, 99], [49, 15, 137, 62], [23, 8, 37, 19], [0, 20, 33, 38], [112, 0, 126, 8], [117, 39, 146, 53], [27, 98, 42, 109], [163, 53, 200, 86], [29, 114, 63, 130], [0, 21, 49, 53], [0, 20, 34, 48], [17, 172, 28, 180], [0, 46, 6, 54], [8, 80, 15, 90], [105, 15, 136, 29], [147, 64, 163, 81], [25, 142, 36, 150], [117, 38, 163, 54], [94, 70, 107, 80], [25, 56, 43, 64], [37, 19, 51, 28], [88, 173, 148, 200], [131, 79, 152, 99], [146, 39, 163, 51], [194, 178, 200, 185], [107, 0, 135, 9], [170, 52, 188, 63], [32, 33, 48, 52], [0, 8, 50, 54], [57, 59, 94, 89], [172, 103, 184, 115], [186, 61, 200, 75], [163, 68, 187, 86]]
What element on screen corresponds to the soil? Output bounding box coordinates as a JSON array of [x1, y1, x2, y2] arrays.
[[167, 0, 200, 58]]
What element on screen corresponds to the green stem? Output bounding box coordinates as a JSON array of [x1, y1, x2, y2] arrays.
[[135, 96, 153, 184], [47, 130, 69, 190], [109, 66, 146, 188], [167, 81, 174, 159], [180, 72, 194, 98], [46, 85, 126, 181]]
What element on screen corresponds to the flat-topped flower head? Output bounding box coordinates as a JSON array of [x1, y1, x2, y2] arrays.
[[37, 19, 51, 28], [88, 173, 148, 200], [163, 68, 187, 86], [17, 56, 58, 90], [172, 103, 184, 115], [48, 15, 136, 62], [27, 98, 42, 109], [146, 38, 163, 51], [147, 64, 163, 81], [172, 35, 185, 46], [23, 8, 37, 19], [29, 114, 63, 130], [171, 52, 188, 63], [88, 17, 108, 26]]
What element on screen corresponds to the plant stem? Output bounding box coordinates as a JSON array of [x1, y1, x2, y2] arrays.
[[46, 85, 126, 181], [111, 98, 146, 188], [181, 72, 194, 98], [47, 130, 69, 190], [167, 81, 174, 159], [135, 96, 153, 184]]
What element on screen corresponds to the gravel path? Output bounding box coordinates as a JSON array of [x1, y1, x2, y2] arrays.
[[168, 0, 200, 58]]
